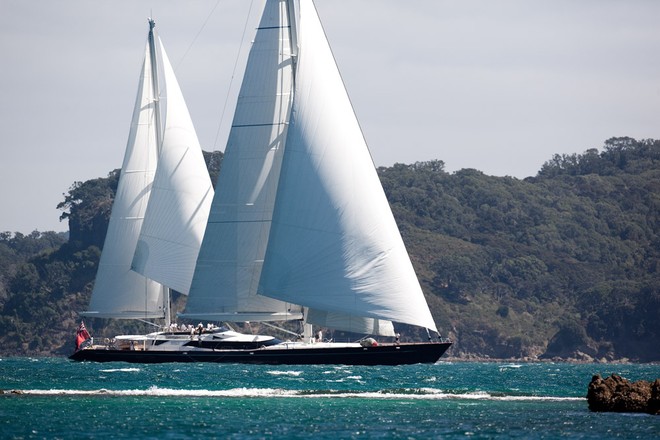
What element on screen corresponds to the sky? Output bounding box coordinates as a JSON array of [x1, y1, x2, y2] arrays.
[[2, 0, 659, 234]]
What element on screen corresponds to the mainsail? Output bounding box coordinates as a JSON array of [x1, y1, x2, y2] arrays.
[[182, 0, 302, 321]]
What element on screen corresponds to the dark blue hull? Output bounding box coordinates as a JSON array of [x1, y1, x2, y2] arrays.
[[69, 342, 451, 365]]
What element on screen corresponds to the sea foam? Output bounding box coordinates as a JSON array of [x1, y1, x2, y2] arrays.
[[7, 386, 584, 401]]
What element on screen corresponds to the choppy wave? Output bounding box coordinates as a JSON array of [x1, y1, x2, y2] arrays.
[[3, 386, 584, 401], [266, 370, 303, 377], [99, 368, 141, 373]]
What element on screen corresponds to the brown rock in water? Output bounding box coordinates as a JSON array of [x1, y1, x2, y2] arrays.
[[650, 379, 660, 415], [587, 374, 659, 415]]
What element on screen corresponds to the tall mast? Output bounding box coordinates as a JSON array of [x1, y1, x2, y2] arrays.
[[147, 18, 169, 327], [163, 287, 171, 328], [147, 18, 163, 153], [286, 0, 299, 77]]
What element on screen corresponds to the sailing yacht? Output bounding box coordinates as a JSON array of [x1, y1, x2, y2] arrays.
[[71, 1, 451, 365]]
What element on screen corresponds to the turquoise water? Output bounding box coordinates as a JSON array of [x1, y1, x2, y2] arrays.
[[1, 358, 658, 439]]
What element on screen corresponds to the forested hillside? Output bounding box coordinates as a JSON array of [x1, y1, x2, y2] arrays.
[[379, 137, 658, 361], [0, 140, 657, 361]]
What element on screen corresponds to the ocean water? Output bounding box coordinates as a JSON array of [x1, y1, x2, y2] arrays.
[[0, 358, 658, 439]]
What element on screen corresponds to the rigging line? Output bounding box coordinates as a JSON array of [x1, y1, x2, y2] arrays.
[[174, 0, 223, 72], [213, 0, 256, 149]]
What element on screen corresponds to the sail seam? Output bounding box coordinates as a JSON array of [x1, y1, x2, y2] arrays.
[[257, 26, 291, 30], [207, 220, 270, 224], [232, 122, 287, 128]]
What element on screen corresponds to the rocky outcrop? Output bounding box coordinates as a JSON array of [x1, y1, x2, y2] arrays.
[[587, 374, 660, 414]]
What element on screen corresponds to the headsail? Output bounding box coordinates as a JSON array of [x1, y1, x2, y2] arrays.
[[131, 38, 214, 295], [82, 22, 162, 319], [306, 309, 396, 337], [257, 0, 438, 332], [182, 0, 302, 321]]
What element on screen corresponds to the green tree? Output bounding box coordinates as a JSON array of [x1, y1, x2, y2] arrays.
[[57, 170, 120, 249]]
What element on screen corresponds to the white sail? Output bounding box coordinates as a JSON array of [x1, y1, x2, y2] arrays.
[[257, 0, 438, 332], [306, 309, 396, 337], [83, 30, 162, 319], [131, 39, 214, 295], [182, 0, 302, 321]]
